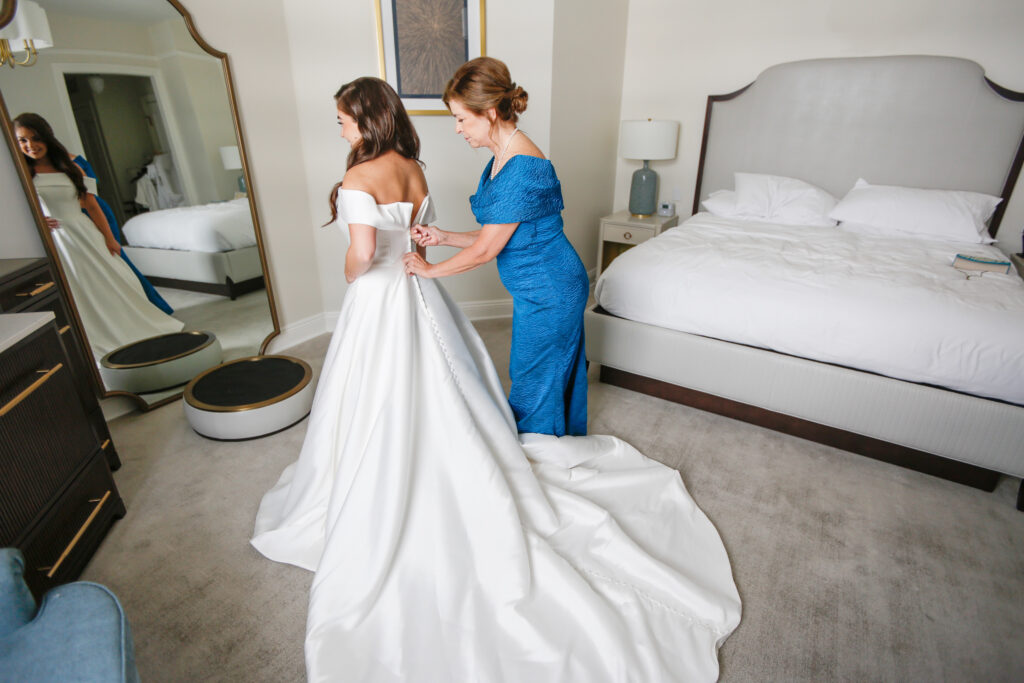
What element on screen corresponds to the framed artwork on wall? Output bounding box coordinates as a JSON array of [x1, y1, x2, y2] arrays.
[[375, 0, 486, 116]]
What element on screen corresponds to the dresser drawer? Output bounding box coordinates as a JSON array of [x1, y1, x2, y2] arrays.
[[0, 267, 57, 313], [603, 223, 656, 245], [0, 326, 99, 544], [18, 450, 125, 599]]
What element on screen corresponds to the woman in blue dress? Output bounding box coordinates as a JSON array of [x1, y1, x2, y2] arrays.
[[403, 57, 589, 437]]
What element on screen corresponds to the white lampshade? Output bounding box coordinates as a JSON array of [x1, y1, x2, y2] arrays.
[[0, 1, 53, 49], [619, 119, 678, 161], [219, 145, 242, 170]]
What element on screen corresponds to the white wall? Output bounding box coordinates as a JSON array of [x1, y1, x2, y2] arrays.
[[616, 0, 1024, 254], [0, 142, 44, 258], [550, 0, 630, 272]]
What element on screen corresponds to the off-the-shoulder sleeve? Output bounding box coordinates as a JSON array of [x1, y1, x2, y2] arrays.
[[336, 189, 384, 227], [470, 157, 564, 225]]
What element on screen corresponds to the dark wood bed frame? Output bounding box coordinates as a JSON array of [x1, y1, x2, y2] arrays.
[[146, 274, 265, 301]]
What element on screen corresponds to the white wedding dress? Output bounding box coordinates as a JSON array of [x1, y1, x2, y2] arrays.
[[33, 173, 183, 358], [252, 189, 741, 682]]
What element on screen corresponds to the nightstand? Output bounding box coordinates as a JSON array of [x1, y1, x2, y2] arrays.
[[597, 210, 679, 275], [1011, 253, 1023, 280]]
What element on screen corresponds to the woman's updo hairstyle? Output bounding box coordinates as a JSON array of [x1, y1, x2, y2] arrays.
[[443, 57, 528, 125]]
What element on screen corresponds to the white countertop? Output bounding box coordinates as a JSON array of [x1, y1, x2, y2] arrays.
[[0, 312, 55, 353]]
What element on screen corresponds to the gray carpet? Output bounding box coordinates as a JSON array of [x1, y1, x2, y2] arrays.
[[82, 318, 1024, 682]]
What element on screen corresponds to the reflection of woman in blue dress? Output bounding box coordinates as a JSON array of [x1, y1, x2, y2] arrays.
[[403, 57, 588, 436]]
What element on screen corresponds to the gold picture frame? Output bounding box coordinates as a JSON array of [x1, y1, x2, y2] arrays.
[[375, 0, 486, 116]]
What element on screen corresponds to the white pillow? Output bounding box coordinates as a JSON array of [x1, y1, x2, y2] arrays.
[[733, 172, 838, 227], [828, 179, 1001, 244], [700, 190, 742, 217]]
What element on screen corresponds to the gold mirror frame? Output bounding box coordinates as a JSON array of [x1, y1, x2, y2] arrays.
[[0, 0, 280, 410]]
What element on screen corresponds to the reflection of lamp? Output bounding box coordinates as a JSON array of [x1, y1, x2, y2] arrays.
[[219, 145, 246, 194], [0, 1, 53, 69], [620, 119, 678, 217]]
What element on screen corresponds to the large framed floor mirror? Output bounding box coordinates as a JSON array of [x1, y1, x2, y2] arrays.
[[0, 0, 279, 410]]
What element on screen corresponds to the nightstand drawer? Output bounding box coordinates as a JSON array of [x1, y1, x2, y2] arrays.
[[603, 224, 656, 245]]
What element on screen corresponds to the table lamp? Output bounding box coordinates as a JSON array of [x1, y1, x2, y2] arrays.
[[219, 145, 246, 194], [620, 119, 678, 217]]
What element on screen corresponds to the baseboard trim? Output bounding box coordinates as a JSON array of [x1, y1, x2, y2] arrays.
[[265, 313, 331, 353], [459, 298, 513, 320], [268, 298, 513, 354]]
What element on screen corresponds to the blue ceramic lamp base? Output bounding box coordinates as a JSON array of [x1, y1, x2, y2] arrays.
[[629, 161, 657, 217]]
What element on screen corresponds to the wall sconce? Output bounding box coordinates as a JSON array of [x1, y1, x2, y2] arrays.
[[620, 119, 678, 217], [0, 1, 53, 69]]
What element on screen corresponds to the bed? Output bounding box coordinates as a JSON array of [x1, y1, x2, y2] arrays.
[[585, 55, 1024, 505], [121, 198, 264, 299]]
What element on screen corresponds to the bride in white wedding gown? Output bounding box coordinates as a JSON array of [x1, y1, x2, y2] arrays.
[[252, 77, 740, 682]]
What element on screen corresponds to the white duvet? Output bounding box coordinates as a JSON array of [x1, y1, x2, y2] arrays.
[[595, 213, 1024, 405], [122, 198, 256, 253]]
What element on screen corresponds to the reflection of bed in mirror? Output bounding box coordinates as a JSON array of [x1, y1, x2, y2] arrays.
[[122, 198, 265, 299], [586, 55, 1024, 501]]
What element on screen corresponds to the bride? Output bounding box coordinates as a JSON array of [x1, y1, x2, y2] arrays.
[[251, 77, 741, 682]]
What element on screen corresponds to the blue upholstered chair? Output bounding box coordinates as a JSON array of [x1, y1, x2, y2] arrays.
[[0, 548, 139, 682]]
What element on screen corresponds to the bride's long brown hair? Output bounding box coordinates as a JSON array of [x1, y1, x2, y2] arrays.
[[325, 77, 420, 225]]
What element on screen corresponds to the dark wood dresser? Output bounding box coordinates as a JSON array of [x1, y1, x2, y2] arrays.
[[0, 312, 126, 600], [0, 257, 120, 470]]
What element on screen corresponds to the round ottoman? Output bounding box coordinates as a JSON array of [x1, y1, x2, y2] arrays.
[[183, 355, 314, 441], [100, 331, 222, 394]]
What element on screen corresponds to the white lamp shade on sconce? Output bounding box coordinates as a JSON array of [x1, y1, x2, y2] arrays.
[[619, 120, 678, 161], [219, 145, 242, 171], [0, 1, 53, 49]]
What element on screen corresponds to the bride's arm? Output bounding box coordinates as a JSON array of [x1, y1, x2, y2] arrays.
[[402, 222, 517, 278], [345, 223, 376, 283]]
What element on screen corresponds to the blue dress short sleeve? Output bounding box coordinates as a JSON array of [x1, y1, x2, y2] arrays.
[[469, 156, 564, 225]]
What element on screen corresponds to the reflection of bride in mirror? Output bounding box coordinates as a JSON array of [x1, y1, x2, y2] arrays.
[[14, 112, 184, 358]]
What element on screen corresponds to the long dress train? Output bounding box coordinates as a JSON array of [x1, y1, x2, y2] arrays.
[[251, 190, 741, 682], [33, 173, 183, 358]]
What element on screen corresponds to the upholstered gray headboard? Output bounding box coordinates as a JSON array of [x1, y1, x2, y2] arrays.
[[693, 55, 1024, 234]]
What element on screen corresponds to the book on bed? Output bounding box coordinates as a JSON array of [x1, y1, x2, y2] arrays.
[[952, 253, 1012, 274]]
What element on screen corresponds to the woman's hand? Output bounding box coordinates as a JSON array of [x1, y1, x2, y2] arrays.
[[45, 217, 60, 231], [402, 252, 434, 278], [105, 235, 122, 257], [411, 224, 443, 247]]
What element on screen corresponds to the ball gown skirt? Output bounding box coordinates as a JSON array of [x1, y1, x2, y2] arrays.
[[32, 173, 183, 358], [251, 190, 741, 682]]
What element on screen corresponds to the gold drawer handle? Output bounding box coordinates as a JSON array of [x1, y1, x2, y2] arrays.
[[59, 325, 71, 336], [623, 231, 632, 240], [15, 281, 55, 297], [41, 490, 111, 579], [0, 363, 63, 418]]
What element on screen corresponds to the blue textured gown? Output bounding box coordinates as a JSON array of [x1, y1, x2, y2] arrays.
[[470, 155, 588, 436]]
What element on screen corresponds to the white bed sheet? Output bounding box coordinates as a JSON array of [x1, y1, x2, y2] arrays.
[[595, 213, 1024, 405], [122, 198, 256, 253]]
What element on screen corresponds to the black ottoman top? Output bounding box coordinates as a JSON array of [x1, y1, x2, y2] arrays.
[[187, 356, 311, 411], [104, 331, 216, 368]]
